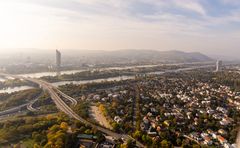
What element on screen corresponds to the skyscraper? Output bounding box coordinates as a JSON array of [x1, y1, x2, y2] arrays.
[[216, 60, 222, 72], [56, 50, 61, 73]]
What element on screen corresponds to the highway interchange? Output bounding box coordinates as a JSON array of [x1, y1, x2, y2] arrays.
[[0, 73, 146, 147], [0, 64, 216, 147]]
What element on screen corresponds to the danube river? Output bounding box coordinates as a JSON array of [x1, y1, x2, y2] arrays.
[[0, 64, 214, 94]]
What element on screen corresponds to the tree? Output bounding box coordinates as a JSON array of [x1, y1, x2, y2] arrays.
[[112, 100, 118, 108], [133, 130, 142, 140], [142, 135, 147, 143], [49, 125, 60, 133], [126, 139, 136, 147], [33, 144, 41, 148], [229, 128, 239, 143], [176, 138, 182, 146], [193, 144, 200, 148], [60, 122, 68, 131], [112, 122, 120, 132], [84, 129, 92, 134], [181, 139, 190, 148], [152, 138, 160, 148], [99, 104, 107, 115], [161, 140, 169, 148], [145, 135, 153, 146], [55, 138, 64, 148], [26, 111, 34, 116], [96, 133, 106, 143], [33, 133, 43, 143]]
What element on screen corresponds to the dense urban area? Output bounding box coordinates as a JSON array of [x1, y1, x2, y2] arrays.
[[1, 0, 240, 147], [0, 54, 240, 148]]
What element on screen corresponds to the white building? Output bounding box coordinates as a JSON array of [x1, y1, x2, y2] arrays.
[[56, 50, 61, 68], [216, 60, 223, 72], [56, 50, 61, 75]]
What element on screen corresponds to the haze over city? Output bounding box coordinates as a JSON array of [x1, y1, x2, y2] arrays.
[[0, 0, 239, 59], [0, 1, 240, 148]]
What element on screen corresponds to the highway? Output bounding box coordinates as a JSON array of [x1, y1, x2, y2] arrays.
[[55, 88, 78, 106], [29, 78, 146, 147], [0, 64, 215, 147], [27, 98, 38, 112], [0, 103, 28, 116], [0, 91, 43, 116], [0, 74, 145, 147]]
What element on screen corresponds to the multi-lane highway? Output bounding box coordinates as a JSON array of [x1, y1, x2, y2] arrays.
[[29, 78, 145, 147], [0, 74, 145, 147], [0, 91, 43, 116], [27, 98, 39, 112], [0, 103, 28, 116], [55, 89, 78, 106], [0, 64, 216, 147]]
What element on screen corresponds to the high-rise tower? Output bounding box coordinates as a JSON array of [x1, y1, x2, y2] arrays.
[[216, 60, 222, 72], [56, 50, 61, 73]]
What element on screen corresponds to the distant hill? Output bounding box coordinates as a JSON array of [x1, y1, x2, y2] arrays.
[[73, 49, 213, 64], [0, 49, 213, 66]]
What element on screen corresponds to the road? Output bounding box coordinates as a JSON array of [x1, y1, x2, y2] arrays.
[[55, 89, 78, 106], [0, 91, 43, 116], [0, 64, 215, 147], [27, 98, 38, 111], [0, 103, 28, 116], [0, 74, 145, 147]]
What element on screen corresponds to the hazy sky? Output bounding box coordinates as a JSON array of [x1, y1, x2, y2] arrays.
[[0, 0, 239, 57]]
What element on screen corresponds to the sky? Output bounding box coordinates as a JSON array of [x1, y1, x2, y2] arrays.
[[0, 0, 239, 58]]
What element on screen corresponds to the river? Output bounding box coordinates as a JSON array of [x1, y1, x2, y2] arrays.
[[17, 64, 159, 78], [52, 76, 134, 87], [0, 86, 34, 94], [0, 76, 135, 94], [0, 77, 6, 82], [18, 70, 85, 78], [0, 64, 214, 94]]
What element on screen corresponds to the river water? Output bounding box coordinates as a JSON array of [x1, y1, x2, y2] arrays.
[[17, 65, 159, 78], [52, 76, 134, 87], [0, 78, 6, 82], [0, 76, 134, 94], [18, 70, 85, 78], [0, 65, 157, 93], [0, 86, 34, 94], [0, 65, 214, 94]]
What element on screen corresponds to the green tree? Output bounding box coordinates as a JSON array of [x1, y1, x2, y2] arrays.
[[133, 130, 142, 139], [176, 138, 182, 146], [161, 140, 169, 148], [193, 144, 200, 148]]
